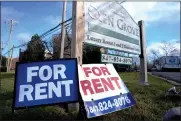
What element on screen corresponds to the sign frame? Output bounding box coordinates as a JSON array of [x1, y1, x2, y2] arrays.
[[12, 58, 80, 111]]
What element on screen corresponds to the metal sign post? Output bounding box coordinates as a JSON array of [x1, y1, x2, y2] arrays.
[[138, 20, 149, 86]]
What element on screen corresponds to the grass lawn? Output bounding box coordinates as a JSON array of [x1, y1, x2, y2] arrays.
[[0, 72, 180, 120]]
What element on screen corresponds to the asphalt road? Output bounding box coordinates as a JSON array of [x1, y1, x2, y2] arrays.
[[151, 72, 181, 83]]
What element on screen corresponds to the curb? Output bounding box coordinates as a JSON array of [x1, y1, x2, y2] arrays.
[[148, 72, 181, 86]]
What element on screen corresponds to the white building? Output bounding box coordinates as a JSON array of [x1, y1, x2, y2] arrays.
[[44, 49, 52, 59]]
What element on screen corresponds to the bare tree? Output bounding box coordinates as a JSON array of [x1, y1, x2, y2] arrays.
[[150, 49, 161, 59], [50, 29, 71, 59], [170, 48, 180, 56], [147, 49, 161, 64], [176, 40, 180, 43], [160, 40, 177, 56]]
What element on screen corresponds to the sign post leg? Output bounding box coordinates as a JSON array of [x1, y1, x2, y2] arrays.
[[12, 109, 15, 120], [75, 99, 88, 121], [69, 1, 85, 115], [138, 20, 149, 86]]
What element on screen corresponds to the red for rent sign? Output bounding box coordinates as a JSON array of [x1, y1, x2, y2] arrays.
[[78, 64, 136, 118]]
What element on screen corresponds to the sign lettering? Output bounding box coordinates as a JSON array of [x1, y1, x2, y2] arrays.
[[101, 54, 133, 65]]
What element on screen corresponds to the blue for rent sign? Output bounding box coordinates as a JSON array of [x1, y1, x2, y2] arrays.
[[13, 59, 79, 109]]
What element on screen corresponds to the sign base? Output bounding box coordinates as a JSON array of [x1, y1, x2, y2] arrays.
[[139, 81, 150, 86]]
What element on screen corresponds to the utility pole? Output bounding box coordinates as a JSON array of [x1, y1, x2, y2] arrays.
[[60, 1, 67, 58], [7, 20, 15, 72], [9, 46, 14, 71], [59, 0, 69, 113]]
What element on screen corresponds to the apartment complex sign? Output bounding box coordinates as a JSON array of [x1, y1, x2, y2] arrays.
[[84, 2, 140, 54]]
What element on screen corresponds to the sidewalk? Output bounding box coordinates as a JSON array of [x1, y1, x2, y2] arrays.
[[148, 72, 181, 86]]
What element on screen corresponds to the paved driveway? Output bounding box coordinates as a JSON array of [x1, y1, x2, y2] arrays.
[[151, 72, 181, 83]]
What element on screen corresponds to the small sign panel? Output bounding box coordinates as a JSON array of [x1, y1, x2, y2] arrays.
[[101, 54, 133, 65], [100, 48, 129, 57], [13, 59, 79, 109], [107, 49, 129, 57], [78, 64, 136, 118]]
